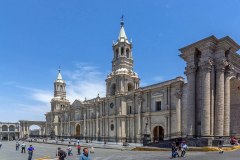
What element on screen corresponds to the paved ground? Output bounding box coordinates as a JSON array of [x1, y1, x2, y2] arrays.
[[0, 141, 240, 160]]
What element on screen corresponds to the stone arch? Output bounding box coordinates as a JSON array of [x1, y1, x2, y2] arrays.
[[2, 125, 8, 131], [230, 77, 240, 135], [76, 123, 81, 137], [2, 133, 8, 140], [9, 125, 15, 131], [152, 125, 164, 142], [9, 133, 16, 140], [121, 47, 124, 56], [29, 125, 41, 137], [19, 121, 46, 138]]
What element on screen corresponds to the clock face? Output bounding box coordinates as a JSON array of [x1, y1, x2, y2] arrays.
[[110, 103, 114, 108]]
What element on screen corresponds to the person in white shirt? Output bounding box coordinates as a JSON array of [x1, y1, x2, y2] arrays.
[[21, 142, 26, 153], [180, 141, 188, 157]]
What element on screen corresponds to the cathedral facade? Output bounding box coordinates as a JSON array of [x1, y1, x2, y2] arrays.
[[44, 20, 240, 144]]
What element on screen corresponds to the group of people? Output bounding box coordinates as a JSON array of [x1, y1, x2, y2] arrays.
[[171, 140, 188, 158], [56, 146, 92, 160], [15, 141, 35, 160]]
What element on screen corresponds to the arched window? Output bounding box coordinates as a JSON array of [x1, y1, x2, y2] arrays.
[[110, 124, 114, 131], [121, 47, 124, 56], [2, 125, 8, 131], [9, 125, 15, 131], [110, 83, 116, 96], [60, 85, 63, 91], [128, 83, 134, 92]]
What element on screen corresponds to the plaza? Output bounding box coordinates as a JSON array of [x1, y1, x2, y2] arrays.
[[1, 141, 240, 160]]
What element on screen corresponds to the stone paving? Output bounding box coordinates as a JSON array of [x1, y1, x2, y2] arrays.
[[0, 141, 240, 160]]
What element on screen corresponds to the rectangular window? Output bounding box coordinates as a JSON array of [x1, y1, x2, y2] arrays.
[[129, 106, 132, 114], [156, 101, 162, 111]]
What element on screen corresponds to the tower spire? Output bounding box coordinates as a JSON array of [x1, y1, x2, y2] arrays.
[[118, 15, 128, 42], [56, 66, 64, 83]]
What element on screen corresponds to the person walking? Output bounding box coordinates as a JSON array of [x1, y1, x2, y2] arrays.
[[27, 145, 34, 160], [77, 144, 81, 155], [170, 142, 179, 158], [80, 148, 91, 160], [180, 141, 188, 157], [56, 147, 67, 160], [218, 137, 224, 154], [21, 142, 26, 153], [16, 141, 20, 151], [67, 145, 73, 156]]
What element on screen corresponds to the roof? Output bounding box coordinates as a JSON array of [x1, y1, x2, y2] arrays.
[[55, 70, 65, 83], [118, 26, 128, 42], [179, 35, 218, 53], [114, 20, 130, 45], [179, 35, 240, 53]]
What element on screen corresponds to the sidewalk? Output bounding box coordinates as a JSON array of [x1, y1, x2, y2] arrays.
[[30, 138, 139, 151], [28, 138, 240, 152]]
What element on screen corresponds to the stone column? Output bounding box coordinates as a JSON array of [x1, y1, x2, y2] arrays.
[[137, 99, 142, 135], [210, 65, 215, 136], [224, 72, 231, 136], [175, 90, 182, 136], [96, 112, 99, 138], [201, 64, 212, 136], [27, 126, 30, 136], [185, 66, 196, 136], [215, 63, 226, 136], [84, 113, 86, 137], [22, 125, 25, 137]]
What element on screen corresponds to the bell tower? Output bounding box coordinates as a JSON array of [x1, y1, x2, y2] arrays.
[[51, 68, 70, 112], [50, 68, 70, 136], [54, 69, 66, 98], [106, 17, 140, 96]]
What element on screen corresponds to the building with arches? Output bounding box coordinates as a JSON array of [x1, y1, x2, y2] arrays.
[[44, 19, 184, 143], [44, 19, 240, 146], [0, 122, 20, 140]]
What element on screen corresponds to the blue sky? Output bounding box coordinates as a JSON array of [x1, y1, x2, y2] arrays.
[[0, 0, 240, 122]]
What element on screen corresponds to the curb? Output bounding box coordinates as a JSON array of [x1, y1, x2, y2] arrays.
[[132, 145, 240, 152]]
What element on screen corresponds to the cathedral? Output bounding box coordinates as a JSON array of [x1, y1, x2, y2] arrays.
[[43, 19, 240, 145]]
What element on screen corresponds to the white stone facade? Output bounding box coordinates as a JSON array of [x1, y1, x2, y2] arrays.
[[0, 122, 20, 140], [43, 22, 240, 143]]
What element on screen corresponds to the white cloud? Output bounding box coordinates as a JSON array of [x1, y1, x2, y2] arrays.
[[17, 86, 52, 105], [64, 62, 106, 102], [1, 63, 107, 122]]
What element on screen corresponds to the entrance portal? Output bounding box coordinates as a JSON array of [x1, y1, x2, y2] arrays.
[[153, 126, 164, 142], [76, 124, 80, 137]]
